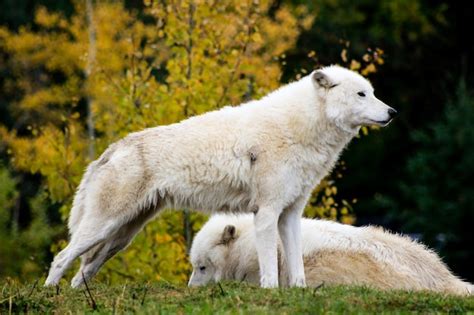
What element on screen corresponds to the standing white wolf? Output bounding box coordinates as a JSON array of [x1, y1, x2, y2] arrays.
[[189, 214, 474, 296], [45, 65, 396, 288]]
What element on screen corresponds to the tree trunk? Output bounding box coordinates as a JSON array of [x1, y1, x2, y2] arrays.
[[85, 0, 96, 160]]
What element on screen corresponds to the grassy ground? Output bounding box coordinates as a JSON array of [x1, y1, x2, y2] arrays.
[[1, 280, 473, 314]]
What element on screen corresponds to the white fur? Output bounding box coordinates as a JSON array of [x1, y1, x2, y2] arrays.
[[44, 66, 395, 288], [189, 214, 474, 296]]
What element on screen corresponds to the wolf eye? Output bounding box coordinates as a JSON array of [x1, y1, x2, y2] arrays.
[[199, 266, 206, 271], [357, 92, 366, 97]]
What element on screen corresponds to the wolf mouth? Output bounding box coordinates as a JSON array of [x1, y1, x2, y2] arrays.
[[370, 118, 392, 125]]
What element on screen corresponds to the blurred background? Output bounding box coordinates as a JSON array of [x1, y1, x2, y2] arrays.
[[0, 0, 473, 284]]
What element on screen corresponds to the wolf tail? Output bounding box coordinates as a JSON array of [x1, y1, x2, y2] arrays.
[[446, 279, 474, 296], [468, 284, 474, 295], [68, 145, 117, 236], [67, 161, 97, 236]]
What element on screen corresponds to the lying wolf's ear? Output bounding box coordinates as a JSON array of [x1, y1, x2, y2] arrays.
[[221, 225, 236, 245], [312, 70, 338, 89]]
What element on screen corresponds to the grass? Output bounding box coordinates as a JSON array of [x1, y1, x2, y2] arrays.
[[1, 280, 473, 314]]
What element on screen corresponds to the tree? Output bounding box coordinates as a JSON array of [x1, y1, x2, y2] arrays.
[[392, 81, 474, 281], [0, 164, 57, 280], [0, 0, 313, 284]]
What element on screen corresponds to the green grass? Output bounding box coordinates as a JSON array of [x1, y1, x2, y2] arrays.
[[1, 281, 473, 314]]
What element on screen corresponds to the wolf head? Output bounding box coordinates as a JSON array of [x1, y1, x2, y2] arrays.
[[312, 65, 396, 133], [188, 215, 259, 287], [188, 220, 236, 287]]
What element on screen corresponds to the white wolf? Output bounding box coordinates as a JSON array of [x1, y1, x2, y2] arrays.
[[189, 214, 474, 295], [45, 66, 396, 288]]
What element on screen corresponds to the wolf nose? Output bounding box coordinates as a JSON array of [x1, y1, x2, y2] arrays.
[[387, 108, 397, 119]]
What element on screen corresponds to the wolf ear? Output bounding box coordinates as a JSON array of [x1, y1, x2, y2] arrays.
[[312, 70, 338, 89], [221, 225, 236, 245]]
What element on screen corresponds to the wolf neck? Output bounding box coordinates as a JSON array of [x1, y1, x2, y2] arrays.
[[264, 77, 357, 154], [302, 114, 355, 183]]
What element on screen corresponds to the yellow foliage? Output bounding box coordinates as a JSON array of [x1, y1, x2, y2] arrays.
[[361, 63, 377, 76], [1, 0, 313, 284], [350, 59, 361, 71]]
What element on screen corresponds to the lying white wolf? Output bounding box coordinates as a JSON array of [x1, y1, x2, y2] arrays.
[[45, 66, 396, 288], [189, 214, 473, 295]]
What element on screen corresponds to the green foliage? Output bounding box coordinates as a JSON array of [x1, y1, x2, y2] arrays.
[[0, 164, 18, 221], [0, 177, 58, 280], [1, 281, 473, 313], [391, 81, 474, 280], [288, 0, 445, 60]]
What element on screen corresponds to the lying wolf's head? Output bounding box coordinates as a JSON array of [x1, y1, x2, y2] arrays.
[[188, 220, 236, 287], [312, 66, 396, 133], [188, 215, 259, 287]]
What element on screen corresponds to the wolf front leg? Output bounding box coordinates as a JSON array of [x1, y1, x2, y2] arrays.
[[278, 195, 309, 287], [254, 205, 281, 288]]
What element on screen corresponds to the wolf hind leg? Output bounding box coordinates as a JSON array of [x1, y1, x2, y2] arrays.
[[44, 217, 123, 286], [70, 206, 162, 288], [70, 237, 128, 288]]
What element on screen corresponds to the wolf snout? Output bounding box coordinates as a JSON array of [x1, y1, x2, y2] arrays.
[[387, 107, 397, 119]]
